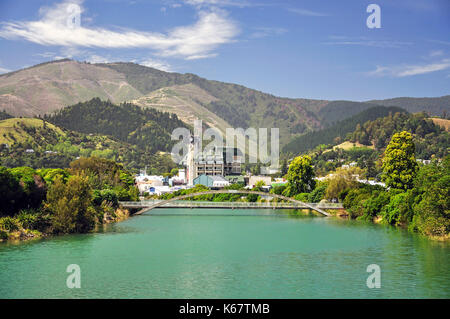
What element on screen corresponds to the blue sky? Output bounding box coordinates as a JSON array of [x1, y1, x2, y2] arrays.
[[0, 0, 449, 101]]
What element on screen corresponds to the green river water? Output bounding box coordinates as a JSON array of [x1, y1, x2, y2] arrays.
[[0, 208, 449, 298]]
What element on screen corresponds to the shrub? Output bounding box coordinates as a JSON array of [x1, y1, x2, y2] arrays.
[[0, 216, 19, 231], [0, 230, 8, 240], [381, 191, 413, 225], [17, 210, 39, 230], [308, 183, 327, 203], [270, 185, 286, 195], [362, 191, 391, 219], [93, 189, 119, 207], [294, 193, 309, 202]]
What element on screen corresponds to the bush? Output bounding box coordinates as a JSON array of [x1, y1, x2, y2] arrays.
[[17, 210, 39, 230], [270, 185, 286, 195], [0, 230, 8, 240], [294, 193, 309, 202], [381, 191, 413, 225], [362, 191, 391, 219], [93, 189, 119, 207], [0, 216, 19, 231], [308, 183, 327, 203], [343, 188, 372, 218]]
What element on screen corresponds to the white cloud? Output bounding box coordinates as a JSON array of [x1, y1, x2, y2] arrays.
[[288, 8, 329, 17], [368, 59, 450, 77], [0, 0, 239, 60], [324, 36, 412, 48], [0, 66, 11, 74], [139, 58, 172, 72], [86, 54, 111, 64]]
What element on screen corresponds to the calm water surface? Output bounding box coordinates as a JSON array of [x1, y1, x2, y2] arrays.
[[0, 208, 449, 298]]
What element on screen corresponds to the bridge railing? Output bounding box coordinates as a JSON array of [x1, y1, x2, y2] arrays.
[[119, 200, 343, 209]]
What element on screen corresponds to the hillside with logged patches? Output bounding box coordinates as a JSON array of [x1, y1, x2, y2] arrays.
[[1, 59, 449, 147]]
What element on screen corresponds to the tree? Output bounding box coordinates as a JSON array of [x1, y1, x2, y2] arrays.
[[325, 167, 362, 201], [381, 131, 418, 190], [280, 158, 288, 176], [46, 175, 95, 234], [0, 167, 24, 216], [7, 166, 46, 212], [409, 156, 450, 236], [284, 155, 316, 197], [366, 159, 377, 179]]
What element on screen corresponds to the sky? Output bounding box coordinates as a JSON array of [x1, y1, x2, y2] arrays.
[[0, 0, 449, 101]]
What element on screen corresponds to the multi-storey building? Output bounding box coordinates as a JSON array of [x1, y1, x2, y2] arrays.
[[184, 137, 242, 185]]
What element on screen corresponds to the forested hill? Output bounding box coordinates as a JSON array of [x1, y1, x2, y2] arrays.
[[46, 98, 188, 155], [283, 106, 406, 154], [348, 112, 449, 159], [2, 59, 449, 149], [368, 95, 450, 117]]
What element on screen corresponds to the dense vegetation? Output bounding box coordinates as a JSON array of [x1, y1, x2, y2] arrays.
[[281, 131, 449, 239], [342, 155, 449, 238], [349, 112, 448, 159], [0, 117, 178, 174], [293, 112, 449, 177], [0, 157, 138, 240], [283, 106, 406, 154], [317, 101, 383, 126], [369, 95, 450, 117], [46, 98, 188, 155]]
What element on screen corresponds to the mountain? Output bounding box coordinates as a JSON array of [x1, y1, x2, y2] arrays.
[[101, 62, 327, 145], [0, 60, 141, 117], [368, 95, 450, 117], [283, 106, 407, 154], [1, 59, 449, 147], [316, 101, 383, 127]]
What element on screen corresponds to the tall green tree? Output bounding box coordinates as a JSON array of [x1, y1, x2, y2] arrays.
[[46, 175, 95, 234], [284, 155, 316, 196], [382, 131, 418, 190]]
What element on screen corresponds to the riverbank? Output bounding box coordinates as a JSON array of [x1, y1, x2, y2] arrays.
[[0, 207, 131, 243]]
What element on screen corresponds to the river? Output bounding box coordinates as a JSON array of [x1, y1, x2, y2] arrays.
[[0, 208, 449, 298]]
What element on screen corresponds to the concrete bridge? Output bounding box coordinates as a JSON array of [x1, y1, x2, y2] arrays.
[[119, 190, 341, 216]]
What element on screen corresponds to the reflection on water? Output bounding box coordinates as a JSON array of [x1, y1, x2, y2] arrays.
[[0, 208, 449, 298]]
